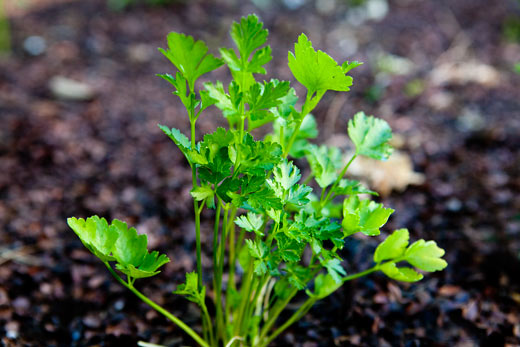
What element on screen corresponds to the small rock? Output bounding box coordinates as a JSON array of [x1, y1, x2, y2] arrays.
[[439, 284, 462, 297], [316, 0, 336, 14], [23, 36, 47, 56], [5, 321, 19, 339], [49, 76, 95, 101], [366, 0, 389, 20], [83, 314, 101, 328], [127, 44, 153, 63], [446, 198, 462, 212], [283, 0, 306, 10], [114, 299, 125, 311], [430, 60, 501, 87]]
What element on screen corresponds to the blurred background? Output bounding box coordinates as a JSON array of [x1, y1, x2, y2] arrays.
[[0, 0, 519, 345]]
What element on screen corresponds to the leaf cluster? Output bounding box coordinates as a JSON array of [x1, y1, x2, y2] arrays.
[[67, 216, 169, 280]]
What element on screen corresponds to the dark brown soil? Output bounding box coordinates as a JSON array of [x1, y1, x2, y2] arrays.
[[1, 0, 519, 345]]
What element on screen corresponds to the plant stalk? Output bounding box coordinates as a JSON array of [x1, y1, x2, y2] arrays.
[[321, 153, 357, 206], [104, 263, 209, 347]]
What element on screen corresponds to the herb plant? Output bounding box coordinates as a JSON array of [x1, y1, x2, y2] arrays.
[[68, 14, 447, 346]]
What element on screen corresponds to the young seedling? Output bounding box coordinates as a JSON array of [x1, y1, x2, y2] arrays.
[[68, 14, 447, 346]]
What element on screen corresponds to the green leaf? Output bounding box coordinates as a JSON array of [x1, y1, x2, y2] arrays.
[[246, 239, 269, 275], [198, 150, 233, 184], [68, 217, 170, 279], [234, 134, 282, 175], [307, 273, 342, 299], [267, 160, 312, 207], [191, 184, 215, 209], [294, 113, 318, 139], [159, 32, 223, 89], [322, 257, 346, 283], [267, 112, 317, 158], [123, 251, 170, 279], [247, 46, 272, 74], [305, 144, 342, 188], [285, 264, 311, 290], [374, 228, 409, 263], [235, 212, 264, 236], [158, 125, 191, 157], [314, 220, 344, 249], [67, 216, 118, 262], [231, 179, 282, 212], [270, 87, 298, 120], [173, 272, 206, 305], [111, 220, 145, 265], [199, 90, 216, 112], [216, 177, 241, 203], [288, 33, 353, 95], [111, 220, 170, 279], [341, 61, 363, 74], [342, 195, 394, 236], [204, 81, 241, 123], [246, 79, 291, 114], [271, 159, 301, 191], [196, 128, 235, 184], [220, 47, 242, 72], [187, 147, 209, 165], [157, 72, 194, 110], [332, 179, 377, 196], [276, 239, 303, 263], [230, 14, 269, 64], [380, 262, 423, 282], [246, 239, 269, 259], [286, 184, 313, 206], [348, 112, 393, 160], [404, 240, 448, 272], [221, 14, 272, 92]]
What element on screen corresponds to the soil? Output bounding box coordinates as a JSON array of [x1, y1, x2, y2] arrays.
[[1, 0, 519, 346]]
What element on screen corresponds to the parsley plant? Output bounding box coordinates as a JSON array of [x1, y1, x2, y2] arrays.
[[68, 14, 447, 346]]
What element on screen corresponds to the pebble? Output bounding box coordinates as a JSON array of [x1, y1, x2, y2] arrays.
[[49, 76, 95, 101], [114, 298, 125, 311], [316, 0, 336, 14], [5, 321, 19, 339], [446, 198, 462, 212], [23, 36, 47, 56], [366, 0, 389, 20], [283, 0, 306, 10]]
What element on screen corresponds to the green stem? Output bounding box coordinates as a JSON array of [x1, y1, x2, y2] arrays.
[[104, 263, 209, 347], [261, 298, 317, 347], [282, 92, 317, 158], [321, 153, 358, 206], [234, 261, 254, 336], [212, 199, 222, 342], [236, 227, 246, 258], [214, 199, 228, 342], [282, 118, 303, 158], [201, 303, 215, 347], [213, 201, 222, 286], [239, 275, 259, 336], [190, 118, 203, 290], [227, 207, 238, 291], [218, 203, 230, 287], [303, 173, 314, 185], [258, 287, 298, 340], [342, 265, 379, 282], [226, 207, 238, 325]]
